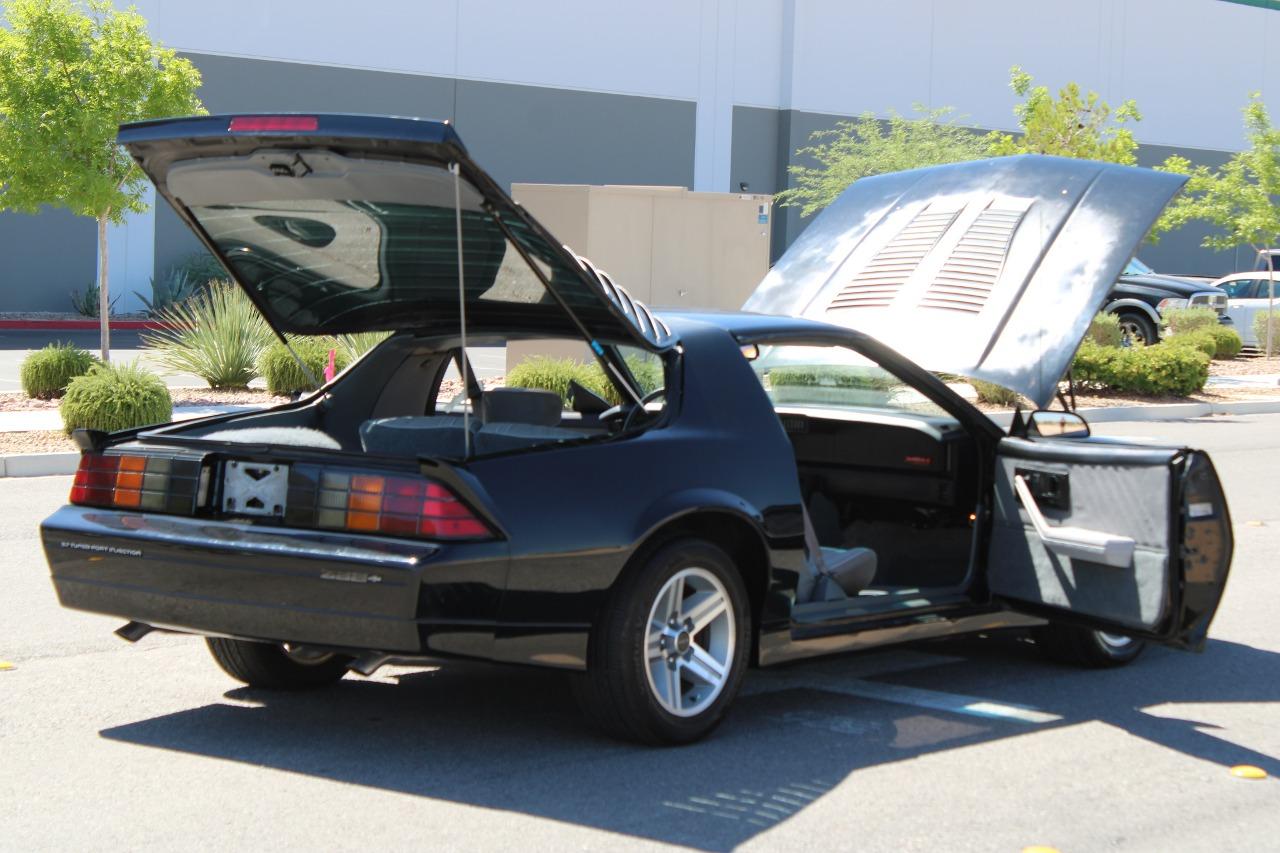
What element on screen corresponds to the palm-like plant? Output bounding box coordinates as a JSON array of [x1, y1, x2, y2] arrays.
[[142, 282, 273, 389]]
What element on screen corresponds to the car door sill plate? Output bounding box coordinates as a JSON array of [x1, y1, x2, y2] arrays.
[[223, 460, 289, 517]]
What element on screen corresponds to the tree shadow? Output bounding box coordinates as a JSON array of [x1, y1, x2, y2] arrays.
[[100, 635, 1280, 851]]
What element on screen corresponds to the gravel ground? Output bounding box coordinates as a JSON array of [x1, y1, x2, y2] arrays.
[[0, 430, 75, 454]]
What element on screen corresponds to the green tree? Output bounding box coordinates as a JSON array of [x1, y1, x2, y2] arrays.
[[1157, 94, 1280, 357], [986, 65, 1141, 163], [0, 0, 204, 360], [776, 106, 988, 216]]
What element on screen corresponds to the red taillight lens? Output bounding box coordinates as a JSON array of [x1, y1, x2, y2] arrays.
[[228, 115, 318, 132], [70, 453, 201, 514], [286, 465, 493, 541]]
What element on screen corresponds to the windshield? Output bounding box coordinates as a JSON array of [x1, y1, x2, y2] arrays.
[[749, 344, 950, 418], [1124, 257, 1153, 275]]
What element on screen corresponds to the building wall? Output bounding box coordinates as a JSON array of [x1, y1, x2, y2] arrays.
[[7, 0, 1280, 311]]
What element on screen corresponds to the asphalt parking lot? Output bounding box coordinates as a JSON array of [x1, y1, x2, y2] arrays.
[[1, 415, 1278, 852]]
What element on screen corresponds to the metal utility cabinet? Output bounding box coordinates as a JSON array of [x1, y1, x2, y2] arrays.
[[506, 183, 773, 370]]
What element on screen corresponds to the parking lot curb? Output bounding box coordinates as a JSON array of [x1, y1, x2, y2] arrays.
[[0, 452, 80, 478]]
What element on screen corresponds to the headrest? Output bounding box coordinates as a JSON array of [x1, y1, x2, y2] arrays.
[[479, 387, 562, 427]]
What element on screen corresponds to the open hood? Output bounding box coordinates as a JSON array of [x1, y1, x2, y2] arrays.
[[744, 155, 1186, 408], [119, 114, 674, 350]]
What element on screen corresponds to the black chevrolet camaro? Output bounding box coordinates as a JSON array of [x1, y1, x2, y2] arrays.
[[42, 115, 1233, 744]]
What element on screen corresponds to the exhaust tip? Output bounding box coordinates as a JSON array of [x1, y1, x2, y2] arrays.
[[114, 621, 155, 643]]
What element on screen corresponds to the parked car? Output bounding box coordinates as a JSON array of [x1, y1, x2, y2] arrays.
[[1211, 271, 1279, 348], [41, 116, 1233, 745], [1102, 257, 1229, 345]]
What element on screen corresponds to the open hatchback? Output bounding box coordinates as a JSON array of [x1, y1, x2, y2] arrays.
[[41, 115, 1232, 745]]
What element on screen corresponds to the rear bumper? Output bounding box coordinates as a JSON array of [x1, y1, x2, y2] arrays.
[[41, 505, 505, 654]]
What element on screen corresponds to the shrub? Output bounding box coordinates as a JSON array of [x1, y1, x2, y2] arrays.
[[507, 354, 667, 406], [767, 365, 896, 391], [142, 283, 274, 389], [60, 363, 172, 434], [336, 332, 392, 365], [69, 282, 119, 318], [1205, 325, 1243, 360], [969, 379, 1021, 406], [1254, 310, 1280, 352], [137, 268, 207, 316], [20, 342, 98, 399], [507, 356, 610, 406], [1164, 330, 1217, 359], [625, 354, 665, 396], [1162, 306, 1220, 337], [1072, 340, 1208, 397], [260, 336, 349, 396], [1086, 312, 1123, 347]]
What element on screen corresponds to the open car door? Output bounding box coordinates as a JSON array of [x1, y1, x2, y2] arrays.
[[987, 437, 1232, 651]]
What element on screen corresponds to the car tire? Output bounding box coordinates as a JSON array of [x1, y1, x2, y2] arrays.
[[206, 638, 352, 689], [1034, 624, 1146, 668], [1116, 311, 1158, 347], [573, 538, 750, 745]]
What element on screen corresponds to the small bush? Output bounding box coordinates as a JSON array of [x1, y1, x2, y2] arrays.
[[1254, 310, 1280, 352], [507, 357, 610, 406], [1164, 330, 1217, 359], [1086, 313, 1123, 347], [260, 336, 349, 396], [20, 342, 98, 399], [1162, 307, 1220, 337], [336, 332, 392, 365], [60, 362, 173, 434], [142, 283, 274, 389], [767, 365, 896, 391], [1072, 340, 1208, 397], [625, 354, 665, 396], [969, 379, 1021, 406], [1205, 325, 1242, 359]]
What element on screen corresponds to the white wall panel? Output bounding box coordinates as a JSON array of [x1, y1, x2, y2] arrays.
[[455, 1, 702, 99], [1117, 0, 1267, 149], [786, 0, 934, 116], [930, 0, 1108, 132], [731, 0, 785, 107], [139, 0, 460, 78]]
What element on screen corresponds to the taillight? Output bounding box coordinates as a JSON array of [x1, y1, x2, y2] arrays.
[[70, 453, 202, 514], [228, 115, 318, 132], [285, 465, 493, 541]]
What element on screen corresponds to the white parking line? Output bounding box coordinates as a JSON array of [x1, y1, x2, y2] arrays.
[[748, 649, 1062, 725]]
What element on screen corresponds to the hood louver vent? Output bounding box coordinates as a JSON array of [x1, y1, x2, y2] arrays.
[[918, 203, 1027, 314], [828, 206, 961, 310]]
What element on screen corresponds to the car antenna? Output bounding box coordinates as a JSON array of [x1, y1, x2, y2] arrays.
[[450, 162, 473, 459]]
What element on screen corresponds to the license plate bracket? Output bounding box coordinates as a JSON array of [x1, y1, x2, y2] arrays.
[[223, 460, 290, 517]]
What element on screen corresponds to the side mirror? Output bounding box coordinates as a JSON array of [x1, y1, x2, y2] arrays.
[[1029, 410, 1090, 439]]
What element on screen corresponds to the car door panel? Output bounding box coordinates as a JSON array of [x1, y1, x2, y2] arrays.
[[987, 437, 1232, 649]]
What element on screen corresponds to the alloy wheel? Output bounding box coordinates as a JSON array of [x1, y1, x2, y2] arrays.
[[644, 566, 736, 717]]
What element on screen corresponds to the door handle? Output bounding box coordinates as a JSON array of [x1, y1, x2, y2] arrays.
[[1015, 467, 1070, 510], [1013, 475, 1135, 568]]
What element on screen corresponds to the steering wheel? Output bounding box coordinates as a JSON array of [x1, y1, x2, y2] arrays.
[[621, 388, 666, 431]]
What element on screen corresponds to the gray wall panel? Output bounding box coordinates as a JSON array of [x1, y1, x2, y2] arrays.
[[730, 106, 790, 260], [453, 79, 694, 190], [0, 208, 97, 312]]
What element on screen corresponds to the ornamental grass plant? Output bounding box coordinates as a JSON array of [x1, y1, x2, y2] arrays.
[[141, 282, 273, 389]]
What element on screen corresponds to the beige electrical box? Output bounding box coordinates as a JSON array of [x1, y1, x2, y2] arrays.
[[507, 184, 773, 372]]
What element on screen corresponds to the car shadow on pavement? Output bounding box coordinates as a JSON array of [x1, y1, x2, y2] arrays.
[[100, 635, 1280, 851]]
